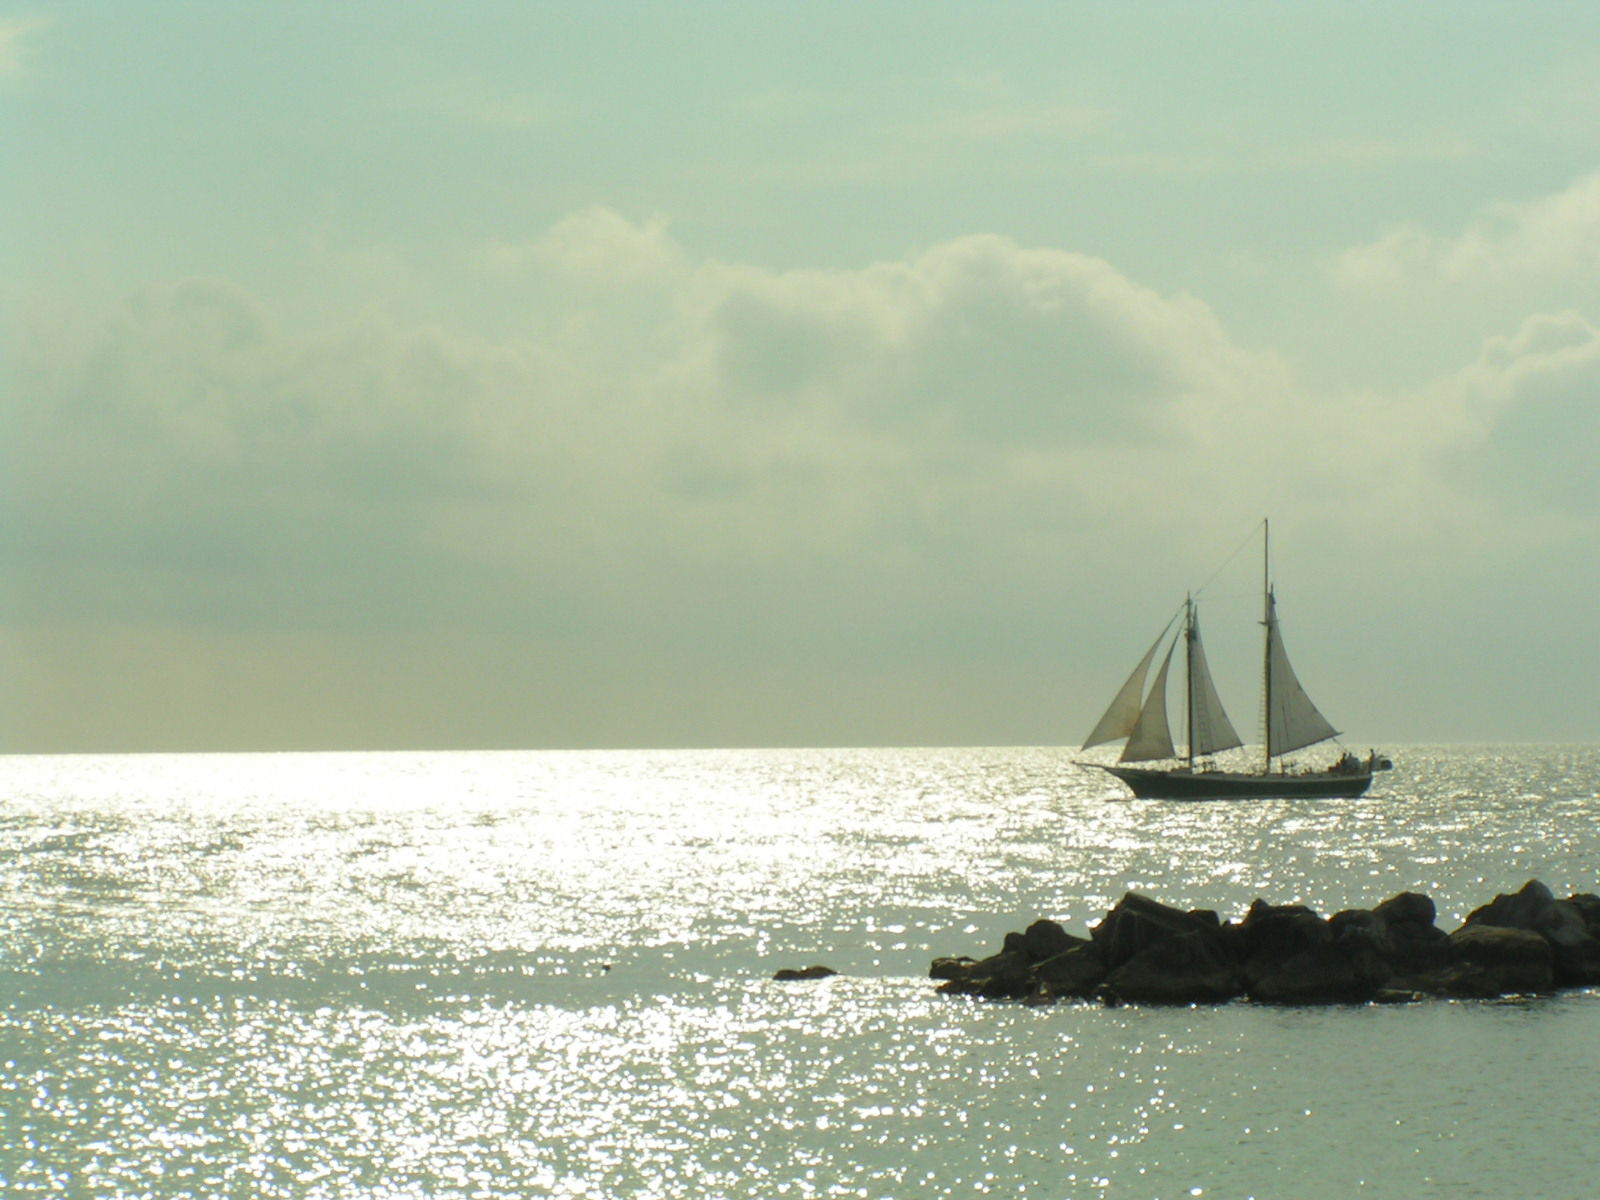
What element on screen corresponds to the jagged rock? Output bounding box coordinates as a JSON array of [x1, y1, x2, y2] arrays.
[[929, 880, 1600, 1009], [1245, 939, 1390, 1005], [1329, 908, 1396, 958], [1554, 894, 1600, 984], [1566, 892, 1600, 935], [1093, 892, 1223, 969], [1375, 890, 1436, 929], [1464, 879, 1556, 930], [1448, 924, 1554, 994], [1032, 944, 1108, 998], [935, 950, 1032, 999], [1463, 879, 1600, 986], [1023, 918, 1088, 963], [1332, 894, 1452, 978], [1230, 900, 1331, 962], [773, 965, 838, 981], [1376, 891, 1453, 972], [1102, 931, 1238, 1005]]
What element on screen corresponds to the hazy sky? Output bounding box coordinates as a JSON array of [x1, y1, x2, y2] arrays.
[[4, 2, 1599, 752]]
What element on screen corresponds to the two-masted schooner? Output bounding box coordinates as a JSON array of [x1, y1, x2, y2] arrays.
[[1080, 521, 1389, 799]]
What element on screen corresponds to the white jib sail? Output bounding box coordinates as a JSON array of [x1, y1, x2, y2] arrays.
[[1120, 639, 1178, 762], [1265, 598, 1339, 755], [1082, 624, 1171, 748], [1187, 618, 1243, 757]]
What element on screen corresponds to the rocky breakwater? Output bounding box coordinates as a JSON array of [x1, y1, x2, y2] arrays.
[[931, 880, 1600, 1006]]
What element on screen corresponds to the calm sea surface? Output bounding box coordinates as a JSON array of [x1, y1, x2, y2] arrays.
[[3, 745, 1598, 1198]]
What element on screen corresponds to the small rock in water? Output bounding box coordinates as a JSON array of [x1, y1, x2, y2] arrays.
[[773, 965, 838, 981]]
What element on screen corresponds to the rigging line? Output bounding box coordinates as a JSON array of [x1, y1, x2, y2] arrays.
[[1193, 518, 1267, 601]]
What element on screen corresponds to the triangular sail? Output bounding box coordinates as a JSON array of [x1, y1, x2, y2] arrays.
[[1187, 613, 1243, 757], [1265, 594, 1339, 756], [1082, 623, 1172, 748], [1119, 639, 1177, 762]]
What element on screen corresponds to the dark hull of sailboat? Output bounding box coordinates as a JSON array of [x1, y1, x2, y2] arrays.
[[1095, 764, 1373, 800]]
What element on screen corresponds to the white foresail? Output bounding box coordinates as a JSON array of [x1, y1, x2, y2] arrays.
[[1265, 595, 1339, 756], [1082, 624, 1171, 748], [1186, 616, 1243, 757], [1119, 639, 1177, 762]]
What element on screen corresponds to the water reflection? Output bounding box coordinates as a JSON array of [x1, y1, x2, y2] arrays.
[[2, 746, 1598, 1197]]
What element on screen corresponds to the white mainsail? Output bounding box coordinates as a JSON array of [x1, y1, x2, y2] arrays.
[[1119, 639, 1177, 762], [1265, 592, 1339, 756], [1186, 615, 1243, 757], [1082, 623, 1172, 748]]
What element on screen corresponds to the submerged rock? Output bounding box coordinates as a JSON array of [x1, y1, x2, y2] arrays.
[[773, 965, 838, 981]]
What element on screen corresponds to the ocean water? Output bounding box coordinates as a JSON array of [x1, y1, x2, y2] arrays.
[[2, 745, 1598, 1199]]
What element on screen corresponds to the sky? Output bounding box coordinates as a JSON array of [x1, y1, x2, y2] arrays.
[[3, 1, 1599, 752]]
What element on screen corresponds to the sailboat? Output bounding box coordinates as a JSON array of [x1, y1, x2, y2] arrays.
[[1080, 521, 1390, 799]]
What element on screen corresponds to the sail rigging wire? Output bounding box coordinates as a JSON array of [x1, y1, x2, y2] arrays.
[[1191, 519, 1267, 602]]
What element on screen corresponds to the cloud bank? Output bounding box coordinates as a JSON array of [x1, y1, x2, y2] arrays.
[[5, 206, 1598, 748]]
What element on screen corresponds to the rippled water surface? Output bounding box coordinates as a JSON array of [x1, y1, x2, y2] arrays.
[[3, 746, 1599, 1197]]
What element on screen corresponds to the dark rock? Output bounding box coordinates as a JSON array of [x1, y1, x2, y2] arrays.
[[1022, 918, 1087, 963], [1374, 890, 1436, 930], [1463, 879, 1555, 931], [1245, 939, 1389, 1004], [930, 880, 1600, 1009], [1448, 924, 1554, 994], [1228, 901, 1341, 998], [773, 965, 838, 981], [1103, 932, 1239, 1005], [1032, 944, 1108, 998], [1462, 879, 1600, 986], [1333, 900, 1452, 977], [1385, 935, 1453, 979], [1535, 899, 1590, 949], [1395, 962, 1514, 1000], [1549, 926, 1600, 987], [1330, 908, 1395, 958], [1230, 900, 1331, 962], [1093, 892, 1222, 969], [1566, 893, 1600, 935], [935, 950, 1033, 1000]]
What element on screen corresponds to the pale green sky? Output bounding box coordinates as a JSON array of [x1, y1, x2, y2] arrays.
[[4, 2, 1599, 751]]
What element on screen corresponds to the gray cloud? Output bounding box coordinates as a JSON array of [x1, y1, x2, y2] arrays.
[[5, 213, 1596, 749]]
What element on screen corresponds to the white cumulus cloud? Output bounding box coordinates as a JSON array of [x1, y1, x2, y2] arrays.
[[1336, 169, 1600, 291]]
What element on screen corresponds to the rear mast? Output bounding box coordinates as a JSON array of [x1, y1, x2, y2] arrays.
[[1183, 594, 1195, 770], [1261, 518, 1273, 775]]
